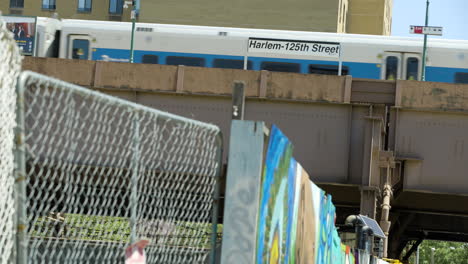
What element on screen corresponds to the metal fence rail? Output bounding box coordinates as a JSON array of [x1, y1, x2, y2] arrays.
[[0, 18, 22, 264], [15, 71, 223, 263]]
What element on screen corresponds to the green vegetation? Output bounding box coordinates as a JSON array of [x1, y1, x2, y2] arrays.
[[30, 213, 222, 249], [407, 240, 468, 264], [31, 214, 131, 242]]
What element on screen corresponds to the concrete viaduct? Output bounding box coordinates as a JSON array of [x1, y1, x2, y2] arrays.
[[23, 57, 468, 259]]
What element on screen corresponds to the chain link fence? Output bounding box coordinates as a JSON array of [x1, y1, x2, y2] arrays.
[[0, 17, 22, 264], [15, 71, 223, 263]]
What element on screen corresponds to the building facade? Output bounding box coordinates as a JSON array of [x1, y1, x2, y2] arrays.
[[347, 0, 393, 35], [1, 0, 131, 21], [140, 0, 349, 33], [1, 0, 393, 35]]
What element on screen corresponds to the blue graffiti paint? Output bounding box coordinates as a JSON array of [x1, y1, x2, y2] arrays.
[[284, 158, 297, 263], [257, 125, 291, 263]]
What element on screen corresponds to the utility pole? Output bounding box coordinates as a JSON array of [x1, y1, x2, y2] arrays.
[[416, 245, 419, 264], [430, 247, 435, 264], [421, 0, 429, 81], [129, 0, 137, 63], [409, 1, 442, 81]]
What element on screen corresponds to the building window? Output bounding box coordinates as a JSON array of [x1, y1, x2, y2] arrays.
[[42, 0, 56, 10], [260, 61, 300, 73], [385, 56, 398, 80], [166, 56, 205, 67], [78, 0, 92, 12], [213, 59, 252, 70], [10, 0, 24, 8], [406, 57, 419, 80], [109, 0, 123, 14], [455, 72, 468, 84], [142, 55, 159, 64], [309, 64, 349, 75]]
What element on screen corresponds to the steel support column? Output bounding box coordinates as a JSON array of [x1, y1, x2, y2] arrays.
[[360, 107, 385, 219]]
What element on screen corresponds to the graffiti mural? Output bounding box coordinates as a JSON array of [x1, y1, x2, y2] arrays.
[[256, 125, 295, 264], [256, 125, 322, 264], [294, 166, 317, 264], [254, 125, 391, 264]]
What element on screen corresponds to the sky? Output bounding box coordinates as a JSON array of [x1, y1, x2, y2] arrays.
[[391, 0, 468, 40]]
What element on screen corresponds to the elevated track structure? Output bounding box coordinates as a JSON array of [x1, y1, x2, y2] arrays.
[[24, 57, 468, 258]]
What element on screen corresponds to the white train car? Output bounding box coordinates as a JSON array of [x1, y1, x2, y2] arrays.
[[35, 17, 62, 58], [35, 18, 468, 83]]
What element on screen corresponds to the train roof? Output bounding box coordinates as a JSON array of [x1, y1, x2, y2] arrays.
[[59, 18, 468, 50]]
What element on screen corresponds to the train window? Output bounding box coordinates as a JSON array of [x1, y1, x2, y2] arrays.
[[77, 0, 92, 12], [109, 0, 123, 14], [42, 0, 56, 9], [385, 56, 399, 80], [10, 0, 24, 8], [309, 64, 349, 75], [166, 56, 205, 67], [261, 61, 300, 73], [406, 57, 419, 80], [71, 39, 89, 60], [455, 72, 468, 84], [213, 59, 252, 70], [142, 54, 159, 64]]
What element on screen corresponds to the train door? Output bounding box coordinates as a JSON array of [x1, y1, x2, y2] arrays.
[[381, 52, 422, 81], [402, 53, 422, 81], [68, 35, 92, 60], [381, 53, 402, 80]]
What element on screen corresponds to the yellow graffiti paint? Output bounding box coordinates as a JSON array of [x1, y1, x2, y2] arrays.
[[269, 230, 280, 264]]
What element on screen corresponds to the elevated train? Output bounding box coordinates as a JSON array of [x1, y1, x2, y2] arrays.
[[31, 17, 468, 83]]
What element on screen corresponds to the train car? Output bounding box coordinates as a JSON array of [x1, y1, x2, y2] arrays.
[[35, 18, 468, 83], [36, 17, 62, 58]]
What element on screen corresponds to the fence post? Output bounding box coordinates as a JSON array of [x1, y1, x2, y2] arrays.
[[15, 75, 28, 264], [209, 133, 224, 264], [130, 112, 140, 244], [231, 82, 245, 120]]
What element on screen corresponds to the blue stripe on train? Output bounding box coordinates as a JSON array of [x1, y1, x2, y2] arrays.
[[426, 67, 468, 83], [92, 48, 466, 83]]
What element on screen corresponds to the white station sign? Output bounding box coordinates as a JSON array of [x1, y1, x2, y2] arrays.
[[248, 38, 341, 58], [409, 25, 443, 36]]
